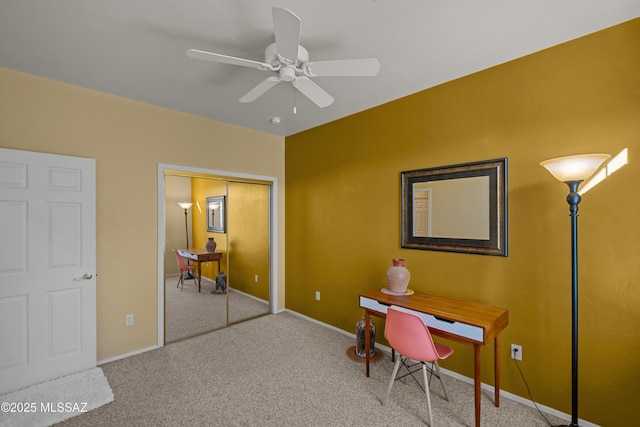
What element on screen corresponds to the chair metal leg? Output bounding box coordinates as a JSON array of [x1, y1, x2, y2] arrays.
[[422, 364, 434, 427], [433, 360, 449, 401], [177, 271, 184, 290], [382, 357, 403, 405]]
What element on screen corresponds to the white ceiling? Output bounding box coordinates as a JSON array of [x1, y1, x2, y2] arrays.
[[1, 1, 639, 137]]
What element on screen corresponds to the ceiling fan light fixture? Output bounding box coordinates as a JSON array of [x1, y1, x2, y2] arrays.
[[279, 66, 296, 82]]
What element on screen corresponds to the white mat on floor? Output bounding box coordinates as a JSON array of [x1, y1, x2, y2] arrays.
[[0, 367, 114, 427]]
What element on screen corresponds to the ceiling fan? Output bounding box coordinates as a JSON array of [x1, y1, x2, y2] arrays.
[[186, 7, 380, 108]]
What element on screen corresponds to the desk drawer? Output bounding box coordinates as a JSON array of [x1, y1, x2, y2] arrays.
[[359, 296, 390, 314], [197, 253, 219, 262], [359, 296, 484, 343], [416, 312, 484, 343], [177, 250, 196, 261]]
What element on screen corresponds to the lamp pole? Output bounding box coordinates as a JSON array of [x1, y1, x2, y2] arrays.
[[564, 180, 582, 427], [183, 207, 190, 249], [178, 202, 194, 279]]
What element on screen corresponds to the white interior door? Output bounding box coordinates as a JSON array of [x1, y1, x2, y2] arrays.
[[0, 148, 96, 394], [413, 190, 431, 237]]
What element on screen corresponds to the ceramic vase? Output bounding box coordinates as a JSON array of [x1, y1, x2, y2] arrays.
[[205, 237, 216, 253], [355, 316, 376, 357], [386, 258, 410, 293]]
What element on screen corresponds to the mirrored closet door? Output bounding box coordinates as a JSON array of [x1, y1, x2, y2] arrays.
[[164, 174, 270, 343]]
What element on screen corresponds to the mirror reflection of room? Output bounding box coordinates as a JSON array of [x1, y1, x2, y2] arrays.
[[413, 176, 490, 240], [164, 174, 270, 343]]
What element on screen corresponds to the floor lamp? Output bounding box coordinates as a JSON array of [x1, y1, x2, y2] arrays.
[[178, 202, 194, 280], [540, 153, 610, 427]]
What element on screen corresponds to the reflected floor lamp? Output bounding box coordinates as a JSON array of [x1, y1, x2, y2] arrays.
[[178, 202, 194, 280], [540, 153, 610, 427]]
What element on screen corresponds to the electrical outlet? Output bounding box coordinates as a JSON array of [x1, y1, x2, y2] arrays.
[[511, 344, 522, 361], [315, 291, 320, 301], [125, 314, 134, 327], [255, 274, 259, 282]]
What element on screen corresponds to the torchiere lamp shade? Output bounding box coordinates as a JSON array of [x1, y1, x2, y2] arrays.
[[540, 154, 610, 182]]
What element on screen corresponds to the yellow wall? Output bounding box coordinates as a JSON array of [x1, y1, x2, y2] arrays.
[[0, 67, 285, 361], [227, 181, 270, 301], [285, 18, 640, 425]]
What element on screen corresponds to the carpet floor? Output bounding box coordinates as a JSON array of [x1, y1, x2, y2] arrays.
[[53, 312, 567, 426], [165, 274, 269, 342]]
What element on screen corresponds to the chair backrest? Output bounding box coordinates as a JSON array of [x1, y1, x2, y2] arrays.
[[384, 306, 442, 362], [174, 251, 190, 270]]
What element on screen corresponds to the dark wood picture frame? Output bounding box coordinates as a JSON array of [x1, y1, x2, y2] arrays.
[[401, 158, 508, 256]]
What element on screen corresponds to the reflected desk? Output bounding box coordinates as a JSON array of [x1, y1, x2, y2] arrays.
[[359, 289, 508, 427], [178, 249, 221, 292]]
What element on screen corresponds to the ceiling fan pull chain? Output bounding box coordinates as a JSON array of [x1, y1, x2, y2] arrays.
[[293, 84, 297, 114]]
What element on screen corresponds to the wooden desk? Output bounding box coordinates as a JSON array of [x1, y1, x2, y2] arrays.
[[360, 289, 508, 427], [178, 249, 222, 292]]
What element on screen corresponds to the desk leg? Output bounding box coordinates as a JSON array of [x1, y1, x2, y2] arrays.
[[197, 261, 202, 292], [474, 343, 481, 427], [365, 310, 371, 377], [494, 335, 501, 407]]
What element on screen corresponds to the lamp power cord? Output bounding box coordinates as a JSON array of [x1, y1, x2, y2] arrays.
[[512, 347, 554, 426]]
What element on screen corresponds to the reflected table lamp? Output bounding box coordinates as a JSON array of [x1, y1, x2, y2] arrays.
[[178, 202, 194, 280]]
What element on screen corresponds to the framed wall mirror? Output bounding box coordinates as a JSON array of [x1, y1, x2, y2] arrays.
[[401, 158, 507, 256], [206, 195, 226, 233]]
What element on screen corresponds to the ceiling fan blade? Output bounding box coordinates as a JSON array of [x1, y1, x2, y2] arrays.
[[292, 77, 334, 108], [304, 58, 381, 77], [186, 49, 273, 70], [272, 7, 301, 64], [239, 76, 281, 103]]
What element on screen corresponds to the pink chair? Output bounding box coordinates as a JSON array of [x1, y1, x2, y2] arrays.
[[382, 306, 454, 426], [174, 251, 197, 291]]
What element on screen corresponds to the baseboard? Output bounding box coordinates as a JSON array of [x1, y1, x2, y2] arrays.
[[441, 368, 599, 427], [284, 309, 389, 348], [283, 309, 600, 427], [229, 287, 269, 305], [97, 345, 158, 365]]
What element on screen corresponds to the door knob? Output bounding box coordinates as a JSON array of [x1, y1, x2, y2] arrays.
[[74, 273, 93, 281]]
